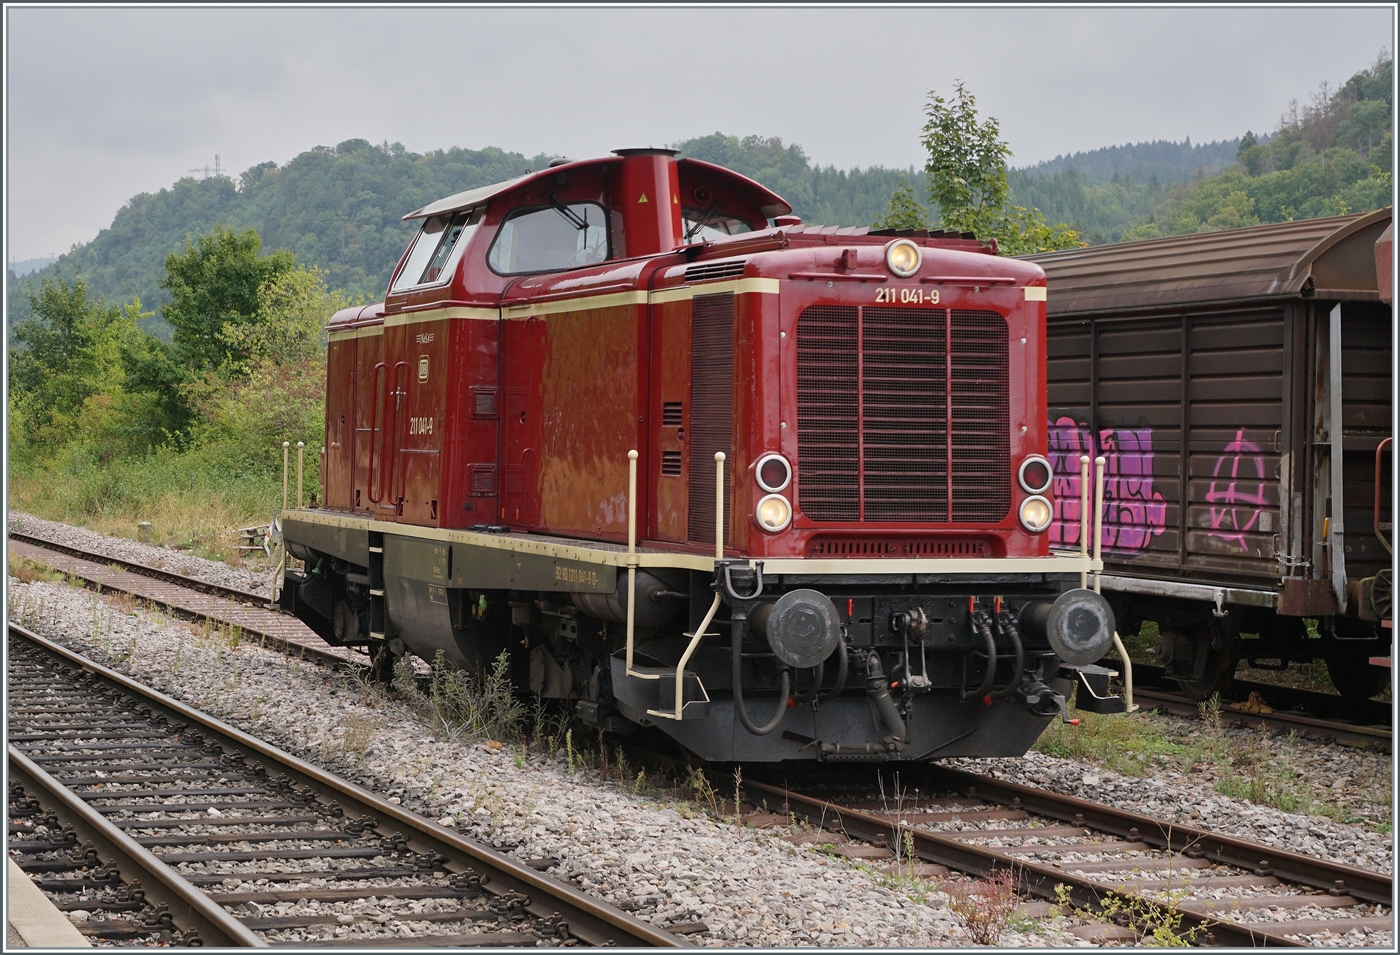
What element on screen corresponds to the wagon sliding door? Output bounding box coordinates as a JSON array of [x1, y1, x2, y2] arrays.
[[1046, 320, 1184, 572], [1182, 312, 1288, 581], [1047, 311, 1290, 582]]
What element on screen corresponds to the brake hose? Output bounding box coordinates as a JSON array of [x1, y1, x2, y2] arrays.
[[816, 635, 849, 704], [989, 610, 1026, 700], [790, 661, 824, 705], [733, 621, 790, 735], [961, 610, 999, 702]]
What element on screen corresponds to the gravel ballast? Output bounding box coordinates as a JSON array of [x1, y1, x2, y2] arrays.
[[11, 574, 1067, 947], [9, 511, 273, 597], [8, 516, 1393, 945]]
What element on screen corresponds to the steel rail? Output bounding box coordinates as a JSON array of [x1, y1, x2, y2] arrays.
[[8, 623, 685, 949], [746, 774, 1389, 947], [8, 745, 267, 948], [9, 537, 352, 671], [1132, 687, 1391, 752], [915, 765, 1391, 905], [9, 531, 269, 605]]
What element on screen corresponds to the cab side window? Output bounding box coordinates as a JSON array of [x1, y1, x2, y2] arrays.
[[391, 208, 480, 292], [487, 201, 609, 274]]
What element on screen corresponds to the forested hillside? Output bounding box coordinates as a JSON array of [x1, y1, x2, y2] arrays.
[[1014, 138, 1244, 186], [1009, 53, 1392, 244], [8, 53, 1392, 330], [6, 136, 925, 333], [7, 142, 550, 334]]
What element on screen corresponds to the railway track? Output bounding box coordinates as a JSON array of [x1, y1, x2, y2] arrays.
[[741, 767, 1392, 947], [6, 623, 684, 948], [8, 533, 350, 669], [10, 531, 1393, 753], [1122, 661, 1392, 753]]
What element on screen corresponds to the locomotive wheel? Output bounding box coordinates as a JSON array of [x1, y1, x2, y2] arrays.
[[1325, 618, 1388, 702], [1173, 617, 1239, 702]]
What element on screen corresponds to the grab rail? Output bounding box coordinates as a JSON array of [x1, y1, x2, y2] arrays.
[[367, 362, 388, 503], [1376, 437, 1392, 555]]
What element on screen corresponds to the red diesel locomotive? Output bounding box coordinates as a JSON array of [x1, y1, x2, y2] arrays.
[[279, 149, 1114, 762]]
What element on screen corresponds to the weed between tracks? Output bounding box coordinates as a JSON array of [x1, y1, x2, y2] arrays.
[[1033, 688, 1392, 830]]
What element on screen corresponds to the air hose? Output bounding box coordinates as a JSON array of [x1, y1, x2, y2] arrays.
[[816, 635, 849, 704], [961, 610, 1000, 702], [733, 619, 790, 736], [990, 609, 1026, 700]]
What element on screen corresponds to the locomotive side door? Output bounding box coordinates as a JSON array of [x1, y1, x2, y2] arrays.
[[352, 325, 385, 515], [324, 330, 357, 509], [499, 307, 543, 530], [396, 317, 450, 526]]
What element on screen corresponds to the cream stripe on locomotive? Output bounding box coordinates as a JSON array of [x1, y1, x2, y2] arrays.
[[328, 277, 781, 341], [284, 509, 1100, 578]]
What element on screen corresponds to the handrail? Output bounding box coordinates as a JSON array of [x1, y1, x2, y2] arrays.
[[1090, 453, 1138, 712], [671, 452, 726, 719], [1078, 454, 1090, 589], [624, 450, 649, 678], [646, 452, 725, 719], [367, 361, 388, 503], [389, 361, 410, 507], [1376, 437, 1393, 555]]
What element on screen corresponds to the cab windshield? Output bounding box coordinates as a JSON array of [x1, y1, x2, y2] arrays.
[[487, 201, 609, 274], [682, 206, 756, 242]]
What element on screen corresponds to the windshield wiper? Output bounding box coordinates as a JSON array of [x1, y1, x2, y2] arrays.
[[683, 201, 722, 242], [543, 192, 590, 231]]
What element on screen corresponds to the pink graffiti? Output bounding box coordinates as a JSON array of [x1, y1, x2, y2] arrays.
[[1206, 430, 1268, 550], [1048, 417, 1167, 554]]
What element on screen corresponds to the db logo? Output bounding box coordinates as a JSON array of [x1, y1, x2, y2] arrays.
[[418, 356, 429, 382]]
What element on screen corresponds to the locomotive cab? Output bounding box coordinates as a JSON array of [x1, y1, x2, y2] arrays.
[[280, 149, 1114, 762]]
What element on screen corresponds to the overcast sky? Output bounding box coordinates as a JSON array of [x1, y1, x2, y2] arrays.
[[5, 5, 1394, 261]]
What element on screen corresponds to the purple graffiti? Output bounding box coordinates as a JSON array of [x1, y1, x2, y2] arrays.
[[1206, 430, 1268, 550], [1048, 417, 1168, 554]]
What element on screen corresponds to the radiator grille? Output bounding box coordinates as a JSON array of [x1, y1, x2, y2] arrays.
[[688, 293, 735, 543], [796, 306, 1010, 523], [794, 306, 860, 521]]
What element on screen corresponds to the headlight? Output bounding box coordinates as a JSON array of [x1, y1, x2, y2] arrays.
[[755, 453, 792, 493], [1019, 495, 1052, 533], [755, 494, 793, 532], [1018, 455, 1053, 494], [885, 239, 921, 277]]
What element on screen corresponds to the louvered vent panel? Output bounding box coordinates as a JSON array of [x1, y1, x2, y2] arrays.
[[796, 306, 860, 521], [662, 451, 683, 476], [949, 311, 1011, 521], [688, 293, 735, 544], [862, 307, 949, 521], [684, 260, 748, 283], [662, 401, 683, 427], [469, 464, 496, 496], [806, 537, 991, 557]]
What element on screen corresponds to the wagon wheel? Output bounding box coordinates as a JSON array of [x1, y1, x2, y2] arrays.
[[1173, 616, 1239, 702], [1325, 617, 1389, 703]]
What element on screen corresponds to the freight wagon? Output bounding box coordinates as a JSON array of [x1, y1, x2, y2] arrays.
[[1030, 210, 1393, 700]]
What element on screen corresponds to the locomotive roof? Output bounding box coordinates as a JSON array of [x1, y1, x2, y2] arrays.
[[1026, 207, 1393, 316], [403, 154, 791, 221]]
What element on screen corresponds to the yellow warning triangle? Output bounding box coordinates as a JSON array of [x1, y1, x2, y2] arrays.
[[638, 193, 648, 203], [673, 194, 679, 203]]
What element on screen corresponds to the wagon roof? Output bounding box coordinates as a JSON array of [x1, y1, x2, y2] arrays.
[[1025, 207, 1393, 316]]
